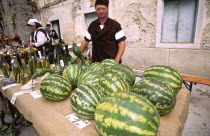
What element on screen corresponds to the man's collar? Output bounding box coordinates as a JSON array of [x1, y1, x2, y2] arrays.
[[98, 17, 109, 25]]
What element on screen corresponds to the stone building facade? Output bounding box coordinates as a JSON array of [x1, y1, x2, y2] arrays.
[[2, 0, 210, 78], [0, 0, 36, 41]]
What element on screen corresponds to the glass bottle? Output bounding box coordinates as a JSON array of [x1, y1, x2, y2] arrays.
[[42, 56, 46, 68], [45, 56, 51, 69], [2, 62, 10, 78], [36, 57, 42, 70], [31, 56, 36, 73], [12, 56, 21, 83], [21, 59, 27, 84], [26, 64, 32, 80]]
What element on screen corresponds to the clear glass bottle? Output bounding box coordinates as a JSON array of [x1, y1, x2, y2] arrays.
[[2, 62, 10, 78], [12, 56, 21, 83], [31, 56, 36, 74], [26, 64, 32, 80], [21, 59, 27, 84], [42, 56, 46, 68], [45, 56, 51, 69], [28, 56, 36, 76]]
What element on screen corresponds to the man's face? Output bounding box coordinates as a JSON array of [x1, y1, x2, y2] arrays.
[[29, 25, 36, 31], [96, 5, 108, 19]]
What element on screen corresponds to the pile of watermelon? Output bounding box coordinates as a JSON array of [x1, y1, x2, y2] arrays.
[[37, 44, 183, 136]]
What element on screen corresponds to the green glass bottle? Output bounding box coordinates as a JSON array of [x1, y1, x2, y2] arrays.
[[2, 62, 10, 78], [45, 56, 51, 69], [12, 56, 21, 83], [36, 57, 43, 70]]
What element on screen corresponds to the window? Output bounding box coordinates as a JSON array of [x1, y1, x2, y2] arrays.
[[156, 0, 204, 48], [51, 20, 61, 38], [85, 12, 98, 29], [161, 0, 197, 43]]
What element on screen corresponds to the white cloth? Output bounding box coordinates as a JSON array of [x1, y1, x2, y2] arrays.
[[30, 27, 48, 47], [85, 25, 126, 43], [99, 25, 105, 30], [27, 19, 39, 26]]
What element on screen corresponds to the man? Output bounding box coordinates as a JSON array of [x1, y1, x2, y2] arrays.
[[45, 24, 51, 37], [27, 19, 50, 55], [80, 0, 126, 63]]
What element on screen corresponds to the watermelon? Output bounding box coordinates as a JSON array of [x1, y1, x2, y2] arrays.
[[63, 64, 84, 89], [107, 64, 136, 86], [142, 65, 182, 94], [77, 71, 100, 87], [40, 74, 72, 101], [95, 92, 160, 136], [132, 78, 176, 115], [70, 85, 104, 119], [87, 62, 105, 75], [101, 59, 117, 70], [99, 73, 131, 95]]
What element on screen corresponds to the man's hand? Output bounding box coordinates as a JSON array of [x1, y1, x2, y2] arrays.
[[76, 58, 81, 64], [28, 42, 35, 47], [114, 58, 120, 63], [115, 41, 126, 63]]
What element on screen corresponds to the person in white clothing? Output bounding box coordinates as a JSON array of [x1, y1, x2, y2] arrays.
[[27, 19, 50, 55]]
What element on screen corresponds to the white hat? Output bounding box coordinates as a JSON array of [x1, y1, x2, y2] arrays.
[[27, 19, 40, 26]]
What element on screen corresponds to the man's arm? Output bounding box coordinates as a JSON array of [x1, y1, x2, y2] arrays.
[[115, 40, 126, 63], [80, 40, 89, 53]]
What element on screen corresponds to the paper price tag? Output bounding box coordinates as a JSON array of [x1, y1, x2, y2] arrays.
[[30, 90, 42, 99], [2, 83, 21, 91], [60, 60, 64, 67], [10, 93, 18, 105], [10, 90, 32, 105], [66, 113, 90, 129]]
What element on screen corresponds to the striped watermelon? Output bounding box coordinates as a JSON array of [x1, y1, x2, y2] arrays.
[[132, 78, 176, 115], [95, 92, 160, 136], [63, 64, 84, 89], [101, 59, 117, 70], [142, 65, 182, 94], [70, 85, 104, 119], [77, 71, 100, 87], [107, 64, 136, 86], [99, 73, 131, 95], [40, 74, 72, 101], [87, 62, 105, 75]]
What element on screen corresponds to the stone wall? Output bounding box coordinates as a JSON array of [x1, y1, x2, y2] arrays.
[[37, 0, 74, 44], [109, 0, 157, 48], [202, 0, 210, 49], [122, 48, 210, 78], [0, 0, 16, 36], [0, 0, 35, 42]]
